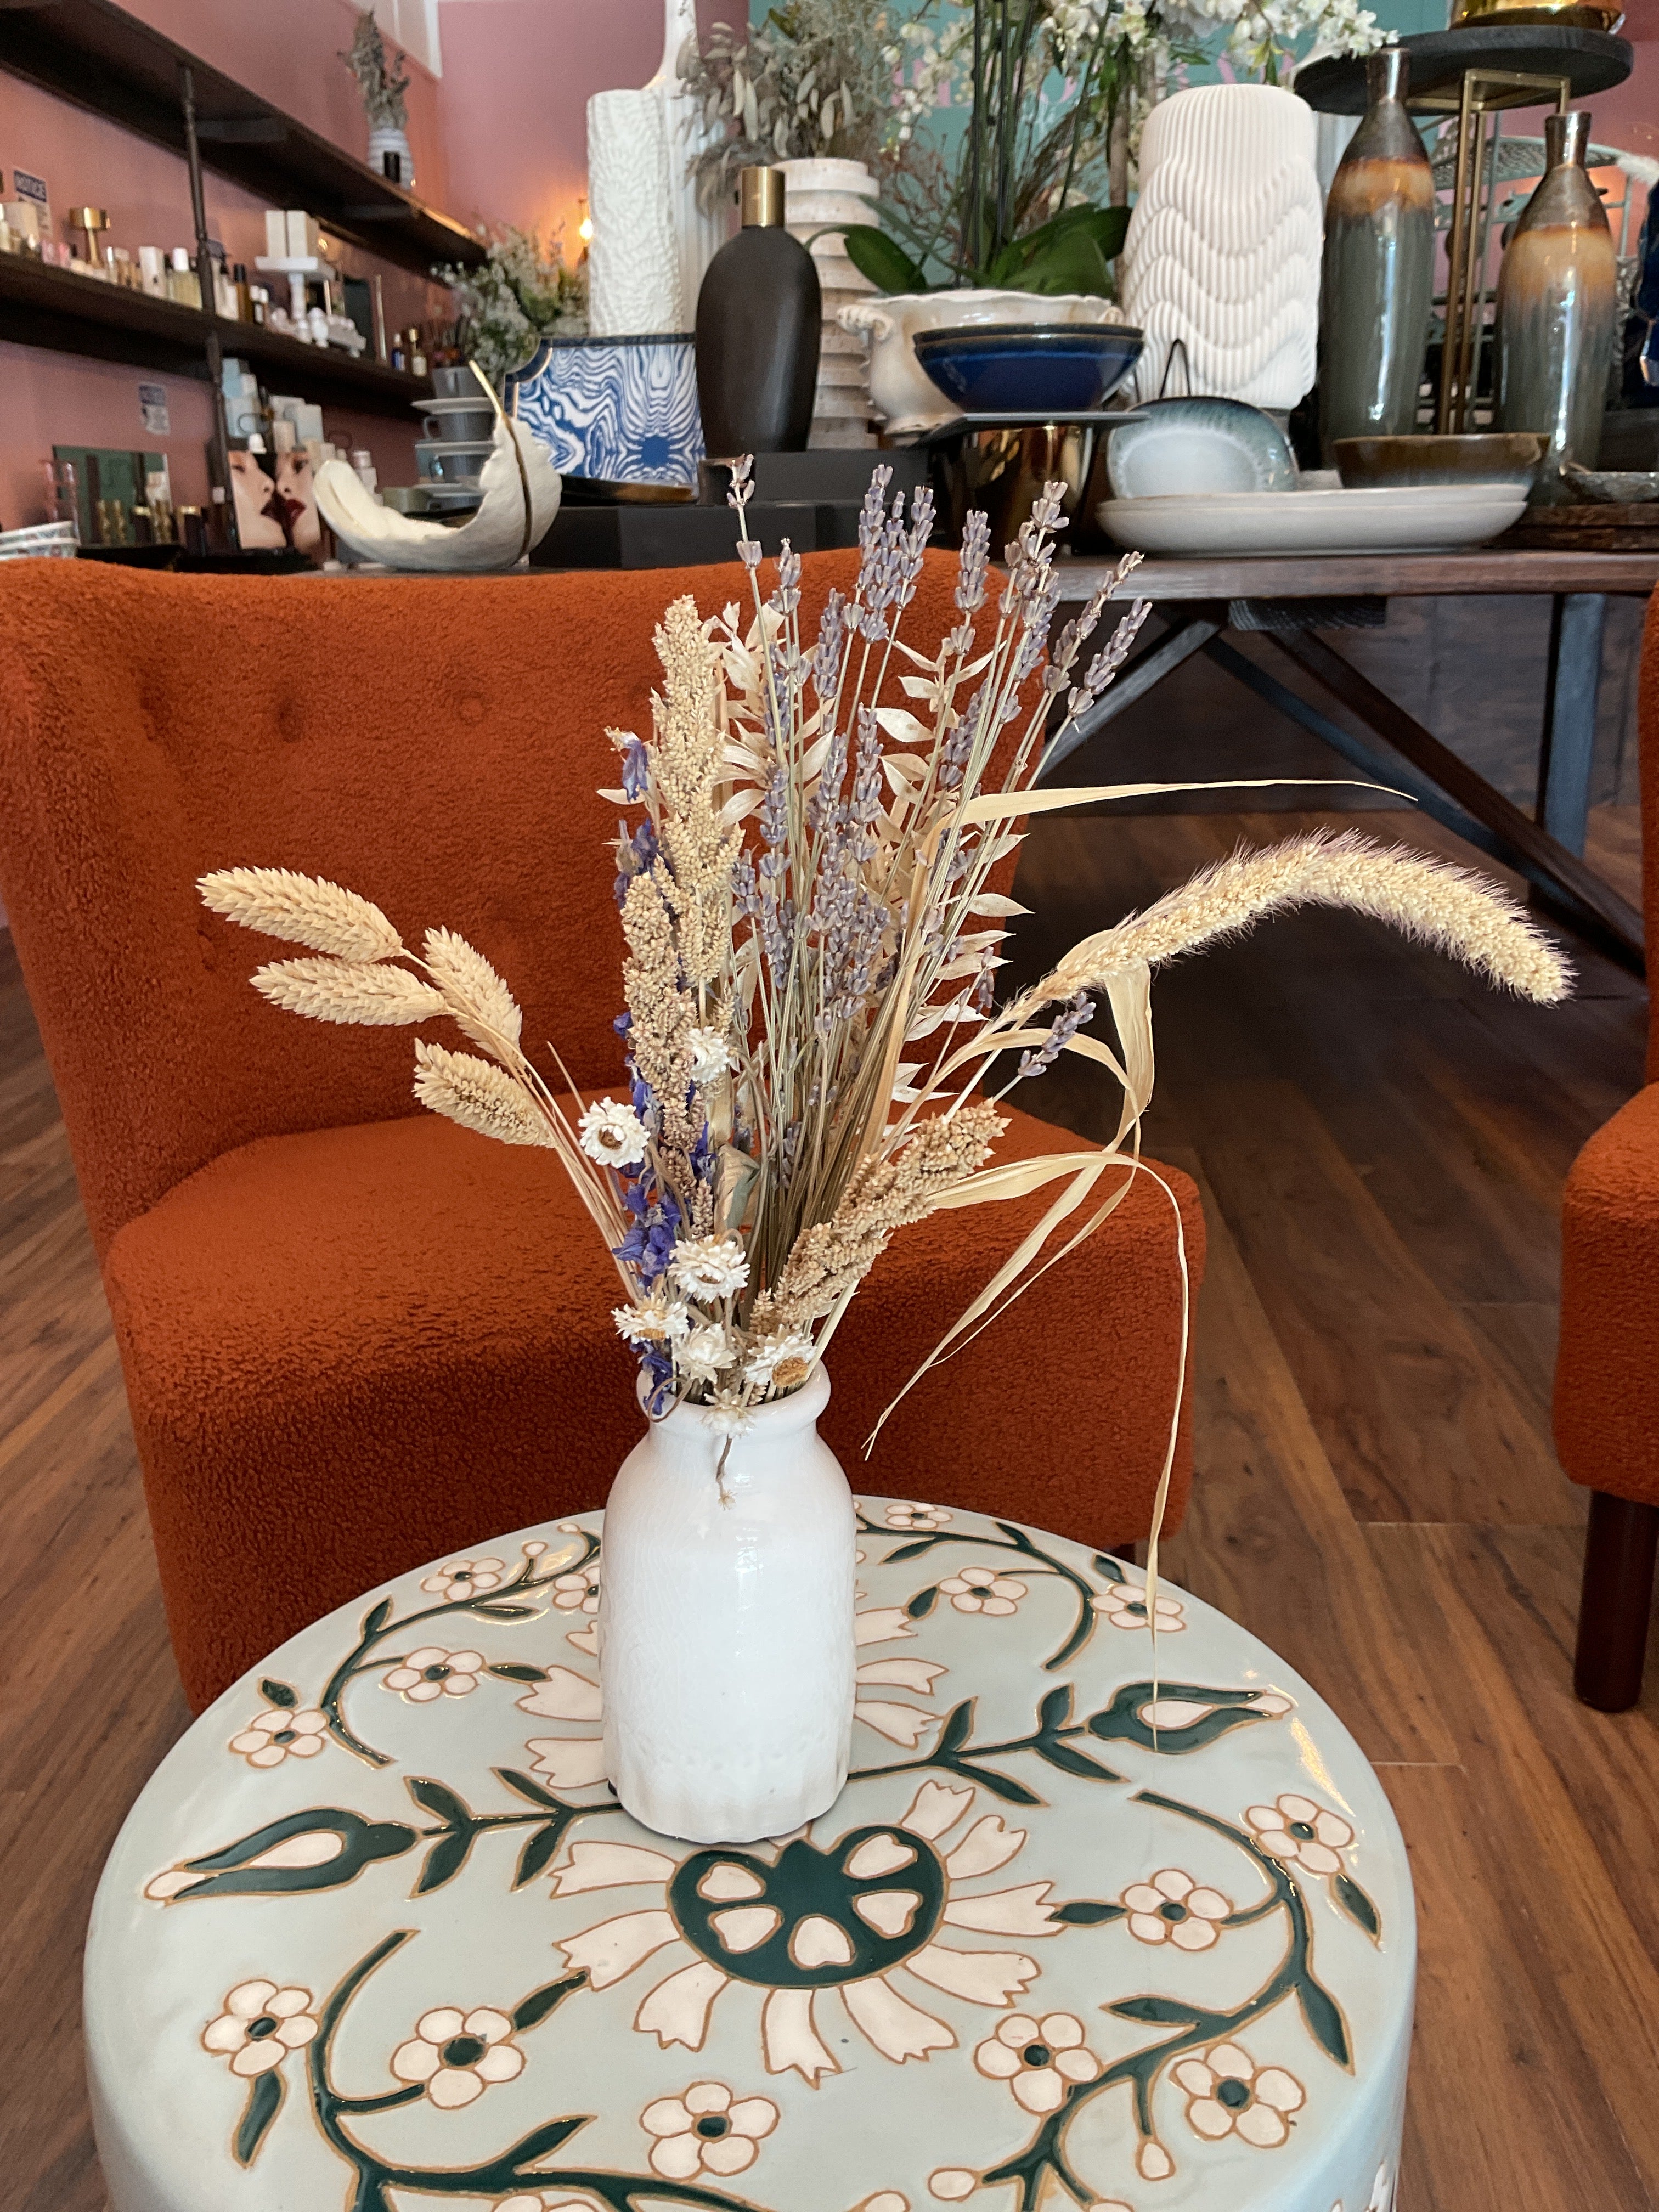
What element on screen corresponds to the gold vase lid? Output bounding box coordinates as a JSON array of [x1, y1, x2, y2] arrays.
[[740, 167, 786, 228]]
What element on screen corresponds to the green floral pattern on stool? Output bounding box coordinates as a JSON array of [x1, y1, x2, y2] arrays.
[[89, 1502, 1413, 2212]]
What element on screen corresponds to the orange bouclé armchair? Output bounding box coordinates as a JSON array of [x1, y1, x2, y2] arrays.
[[1555, 590, 1659, 1711], [0, 554, 1203, 1711]]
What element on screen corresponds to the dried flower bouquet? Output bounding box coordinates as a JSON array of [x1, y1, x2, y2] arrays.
[[201, 469, 1569, 1463]]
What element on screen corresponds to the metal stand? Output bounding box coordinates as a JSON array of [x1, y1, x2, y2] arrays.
[[1426, 67, 1570, 433], [179, 62, 239, 551]]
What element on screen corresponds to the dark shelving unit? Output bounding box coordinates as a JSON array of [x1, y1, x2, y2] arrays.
[[0, 0, 485, 274], [0, 250, 433, 411]]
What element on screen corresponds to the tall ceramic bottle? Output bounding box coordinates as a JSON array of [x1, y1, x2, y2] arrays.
[[1318, 46, 1435, 454], [1497, 110, 1617, 500], [696, 167, 821, 456]]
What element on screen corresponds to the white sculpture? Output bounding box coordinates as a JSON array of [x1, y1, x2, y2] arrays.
[[314, 417, 561, 572], [1119, 83, 1323, 410], [648, 0, 727, 328], [586, 88, 683, 337]]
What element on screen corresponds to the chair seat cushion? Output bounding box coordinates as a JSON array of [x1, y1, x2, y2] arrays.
[[105, 1105, 1201, 1707], [1555, 1082, 1659, 1500]]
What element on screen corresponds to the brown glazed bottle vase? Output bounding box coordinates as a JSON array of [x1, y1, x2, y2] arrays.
[[1497, 110, 1617, 499], [696, 166, 822, 459], [1318, 46, 1436, 454]]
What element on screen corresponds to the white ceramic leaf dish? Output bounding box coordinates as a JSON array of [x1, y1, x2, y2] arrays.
[[1098, 482, 1528, 557]]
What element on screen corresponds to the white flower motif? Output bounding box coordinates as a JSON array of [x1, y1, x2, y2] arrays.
[[671, 1235, 751, 1302], [202, 1980, 318, 2075], [549, 1779, 1055, 2082], [686, 1028, 735, 1086], [884, 1503, 952, 1530], [939, 1566, 1027, 1617], [677, 1323, 735, 1381], [578, 1097, 648, 1169], [390, 2006, 526, 2109], [1244, 1793, 1355, 1878], [1093, 1580, 1186, 1632], [419, 1556, 505, 1601], [1121, 1867, 1232, 1950], [852, 2196, 911, 2212], [1367, 2162, 1395, 2212], [928, 2177, 977, 2203], [973, 2012, 1099, 2113], [640, 2080, 777, 2180], [614, 1301, 691, 1346], [552, 1564, 601, 1614], [1138, 2138, 1175, 2180], [382, 1646, 486, 1701], [228, 1707, 328, 1768], [1173, 2041, 1305, 2148]]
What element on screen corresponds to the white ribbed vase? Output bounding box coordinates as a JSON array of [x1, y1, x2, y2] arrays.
[[781, 157, 881, 448], [1120, 82, 1323, 408], [600, 1365, 857, 1844]]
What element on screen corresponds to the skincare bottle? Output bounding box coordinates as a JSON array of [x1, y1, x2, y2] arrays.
[[390, 329, 407, 371], [407, 326, 427, 376], [231, 263, 251, 320], [167, 247, 200, 308]]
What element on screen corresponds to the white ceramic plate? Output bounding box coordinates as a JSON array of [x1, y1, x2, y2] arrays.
[[1098, 482, 1528, 556]]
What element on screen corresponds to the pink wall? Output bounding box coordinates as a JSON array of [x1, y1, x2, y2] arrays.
[[438, 0, 746, 245]]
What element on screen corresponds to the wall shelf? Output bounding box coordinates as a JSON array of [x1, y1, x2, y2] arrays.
[[0, 0, 485, 275], [0, 251, 433, 414]]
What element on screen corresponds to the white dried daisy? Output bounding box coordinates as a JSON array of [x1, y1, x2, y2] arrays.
[[614, 1301, 691, 1346], [686, 1027, 736, 1085], [678, 1324, 735, 1382], [579, 1099, 648, 1169], [671, 1235, 751, 1302], [742, 1330, 815, 1389]]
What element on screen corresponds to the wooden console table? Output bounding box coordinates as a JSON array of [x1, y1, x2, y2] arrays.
[[1042, 549, 1659, 964]]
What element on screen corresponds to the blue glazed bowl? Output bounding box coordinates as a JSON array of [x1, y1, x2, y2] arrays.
[[912, 321, 1143, 414]]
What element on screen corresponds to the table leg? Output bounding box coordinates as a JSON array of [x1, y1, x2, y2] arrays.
[[1038, 607, 1226, 781], [1536, 591, 1606, 857], [1268, 628, 1644, 962]]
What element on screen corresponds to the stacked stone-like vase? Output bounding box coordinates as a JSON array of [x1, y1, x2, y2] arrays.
[[780, 158, 880, 448]]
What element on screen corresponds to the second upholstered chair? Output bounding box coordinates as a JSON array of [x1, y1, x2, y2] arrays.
[[0, 552, 1203, 1709]]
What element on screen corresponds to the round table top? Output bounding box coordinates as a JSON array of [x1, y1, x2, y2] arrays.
[[88, 1500, 1414, 2212]]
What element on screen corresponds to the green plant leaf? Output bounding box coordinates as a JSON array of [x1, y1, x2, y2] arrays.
[[1038, 1685, 1074, 1733], [906, 1584, 940, 1620], [512, 1972, 586, 2032], [257, 1678, 297, 1709], [495, 1767, 566, 1810], [842, 223, 927, 295], [515, 1822, 566, 1889], [161, 1808, 418, 1900], [1087, 1681, 1282, 1755], [407, 1778, 471, 1826], [1006, 231, 1112, 298], [1036, 1739, 1124, 1784], [1051, 1898, 1127, 1925], [1108, 1993, 1205, 2025], [937, 1700, 976, 1756], [1333, 1874, 1381, 1942], [488, 1662, 549, 1683], [952, 1762, 1042, 1807], [415, 1827, 475, 1895], [233, 2069, 283, 2166], [1296, 1972, 1352, 2067], [501, 2113, 592, 2164]]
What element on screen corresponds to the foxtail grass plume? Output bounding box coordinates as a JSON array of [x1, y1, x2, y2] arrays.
[[1034, 831, 1571, 1010]]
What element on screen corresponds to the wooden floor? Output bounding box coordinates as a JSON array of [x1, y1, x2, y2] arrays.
[[2, 806, 1655, 2212]]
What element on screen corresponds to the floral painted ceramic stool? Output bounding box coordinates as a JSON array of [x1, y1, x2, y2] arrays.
[[86, 1501, 1413, 2212]]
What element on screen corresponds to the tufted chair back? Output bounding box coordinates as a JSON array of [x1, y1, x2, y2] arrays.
[[0, 550, 968, 1256]]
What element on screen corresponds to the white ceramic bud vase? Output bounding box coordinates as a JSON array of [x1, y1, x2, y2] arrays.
[[601, 1365, 857, 1843]]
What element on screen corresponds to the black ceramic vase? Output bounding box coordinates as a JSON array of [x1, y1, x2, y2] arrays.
[[696, 166, 821, 457], [1318, 46, 1435, 455]]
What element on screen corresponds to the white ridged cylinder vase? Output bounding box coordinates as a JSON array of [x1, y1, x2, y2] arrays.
[[1120, 82, 1323, 408], [600, 1365, 857, 1843]]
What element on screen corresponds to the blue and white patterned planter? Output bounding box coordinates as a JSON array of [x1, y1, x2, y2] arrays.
[[507, 334, 704, 489]]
